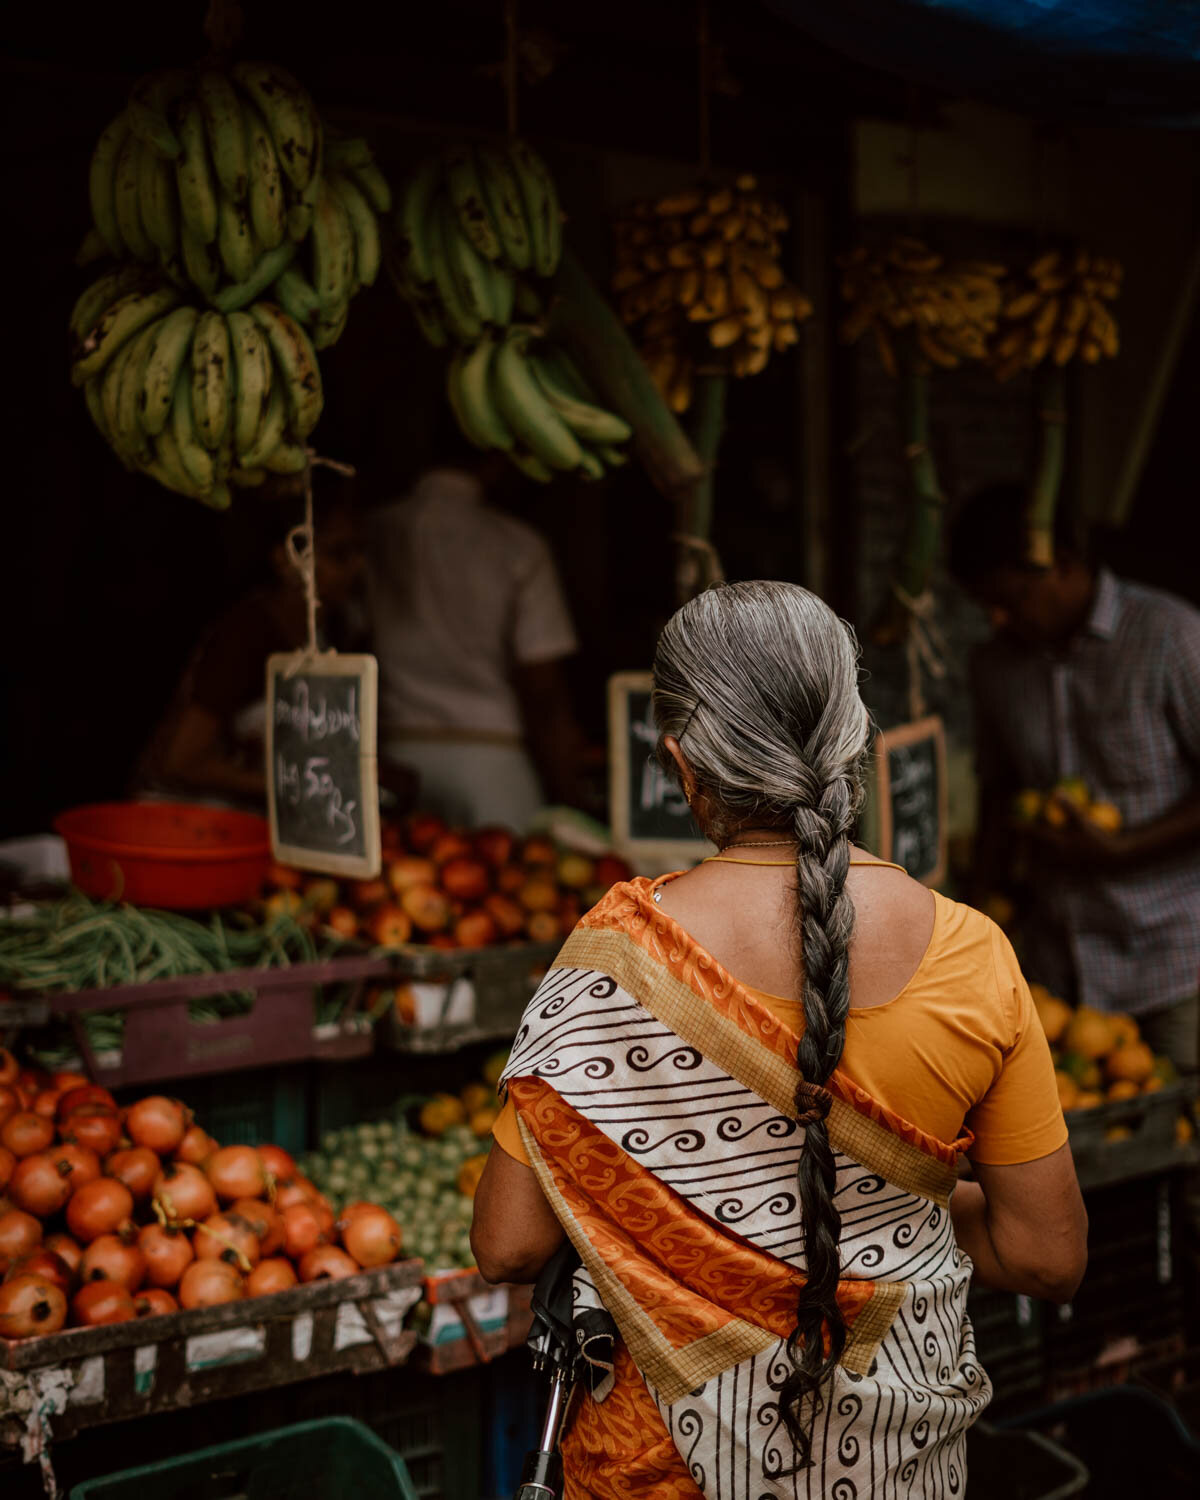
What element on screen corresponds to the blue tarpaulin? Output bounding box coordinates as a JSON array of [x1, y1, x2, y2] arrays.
[[762, 1, 1200, 124]]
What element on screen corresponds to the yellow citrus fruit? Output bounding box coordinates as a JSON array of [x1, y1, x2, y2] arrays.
[[1075, 1091, 1104, 1110], [482, 1049, 510, 1088], [1063, 1007, 1115, 1061], [1104, 1125, 1134, 1142], [1142, 1075, 1166, 1094], [1061, 1051, 1103, 1091], [469, 1105, 500, 1138], [1054, 778, 1090, 811], [1085, 801, 1122, 831], [1105, 1040, 1155, 1085], [1175, 1115, 1195, 1146], [1106, 1079, 1140, 1102], [419, 1093, 467, 1137], [1055, 1071, 1079, 1111], [1043, 799, 1069, 828]]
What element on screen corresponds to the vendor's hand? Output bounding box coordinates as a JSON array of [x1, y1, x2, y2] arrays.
[[1024, 795, 1132, 871]]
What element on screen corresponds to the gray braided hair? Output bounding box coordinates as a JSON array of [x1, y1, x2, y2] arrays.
[[651, 580, 871, 1469]]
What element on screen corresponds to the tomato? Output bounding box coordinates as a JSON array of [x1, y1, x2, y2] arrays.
[[137, 1223, 194, 1289], [0, 1210, 42, 1274], [65, 1179, 134, 1244], [152, 1162, 216, 1223], [105, 1147, 160, 1200], [0, 1112, 55, 1159], [245, 1258, 297, 1297], [8, 1153, 73, 1218], [193, 1212, 260, 1271], [298, 1246, 359, 1282], [134, 1288, 178, 1318], [205, 1146, 267, 1203], [72, 1281, 137, 1326], [125, 1097, 189, 1156], [0, 1274, 68, 1337], [178, 1259, 244, 1309]]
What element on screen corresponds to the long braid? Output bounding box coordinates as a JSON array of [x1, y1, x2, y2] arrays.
[[778, 771, 857, 1466], [650, 579, 871, 1473]]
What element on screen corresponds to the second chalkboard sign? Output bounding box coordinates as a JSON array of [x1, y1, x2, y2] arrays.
[[871, 715, 948, 887], [265, 652, 381, 879]]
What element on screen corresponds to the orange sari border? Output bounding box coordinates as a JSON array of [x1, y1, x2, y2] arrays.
[[573, 879, 970, 1168], [511, 1076, 901, 1388], [555, 922, 960, 1206]]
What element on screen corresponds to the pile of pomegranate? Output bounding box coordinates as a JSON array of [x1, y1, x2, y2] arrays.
[[0, 1051, 402, 1340]]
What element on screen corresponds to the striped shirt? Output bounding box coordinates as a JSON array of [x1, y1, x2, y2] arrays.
[[972, 569, 1200, 1013]]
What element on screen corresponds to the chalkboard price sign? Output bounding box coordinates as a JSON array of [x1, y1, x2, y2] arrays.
[[607, 672, 713, 865], [265, 652, 381, 879], [871, 715, 947, 887]]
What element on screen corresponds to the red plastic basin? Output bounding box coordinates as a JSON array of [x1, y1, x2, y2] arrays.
[[53, 802, 271, 910]]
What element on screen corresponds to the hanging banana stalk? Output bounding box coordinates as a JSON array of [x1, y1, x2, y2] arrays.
[[1026, 365, 1067, 567], [871, 332, 945, 649]]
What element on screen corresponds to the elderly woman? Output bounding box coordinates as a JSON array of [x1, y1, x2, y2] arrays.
[[473, 581, 1086, 1497]]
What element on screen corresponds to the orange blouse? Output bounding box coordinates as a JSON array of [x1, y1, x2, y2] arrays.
[[493, 889, 1067, 1168]]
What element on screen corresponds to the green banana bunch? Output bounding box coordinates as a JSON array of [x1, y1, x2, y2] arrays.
[[70, 268, 324, 506], [86, 61, 328, 308], [444, 326, 630, 483], [264, 156, 389, 350], [392, 139, 561, 347]]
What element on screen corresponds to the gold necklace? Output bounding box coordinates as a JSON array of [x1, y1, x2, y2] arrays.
[[721, 839, 796, 850]]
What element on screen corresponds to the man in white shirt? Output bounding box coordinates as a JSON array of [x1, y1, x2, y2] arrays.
[[367, 465, 584, 829]]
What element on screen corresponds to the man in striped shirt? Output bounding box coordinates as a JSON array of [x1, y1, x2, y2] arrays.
[[950, 484, 1200, 1085]]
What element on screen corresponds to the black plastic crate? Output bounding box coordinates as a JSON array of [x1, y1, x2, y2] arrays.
[[966, 1423, 1087, 1499], [1001, 1387, 1200, 1499]]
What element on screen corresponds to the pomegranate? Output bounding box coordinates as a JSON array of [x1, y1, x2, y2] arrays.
[[56, 1084, 118, 1120], [4, 1249, 73, 1294], [194, 1212, 261, 1271], [134, 1288, 178, 1318], [205, 1146, 267, 1203], [341, 1208, 403, 1269], [44, 1234, 83, 1278], [0, 1085, 19, 1130], [175, 1124, 217, 1165], [137, 1223, 194, 1289], [105, 1147, 159, 1200], [125, 1096, 189, 1156], [178, 1259, 244, 1309], [60, 1105, 122, 1158], [49, 1143, 101, 1194], [0, 1274, 68, 1337], [0, 1210, 42, 1273], [298, 1245, 359, 1282], [72, 1281, 137, 1326], [66, 1178, 134, 1244], [8, 1153, 73, 1218], [0, 1112, 54, 1159], [31, 1089, 61, 1119], [0, 1146, 12, 1195], [231, 1198, 284, 1256], [153, 1162, 216, 1222], [255, 1144, 296, 1186], [246, 1258, 297, 1297], [281, 1202, 327, 1260], [0, 1049, 18, 1087], [79, 1234, 145, 1292]]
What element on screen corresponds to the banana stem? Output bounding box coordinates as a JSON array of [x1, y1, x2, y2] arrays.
[[686, 373, 727, 542], [1027, 365, 1067, 567], [547, 249, 705, 500], [870, 338, 944, 647]]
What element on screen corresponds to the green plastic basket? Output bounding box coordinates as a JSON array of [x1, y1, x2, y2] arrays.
[[69, 1417, 419, 1500]]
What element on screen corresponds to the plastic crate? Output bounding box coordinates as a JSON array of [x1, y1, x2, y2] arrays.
[[1134, 1345, 1200, 1442], [141, 1063, 309, 1157], [1000, 1387, 1200, 1499], [1066, 1081, 1198, 1191], [380, 939, 559, 1053], [966, 1423, 1087, 1499], [69, 1416, 418, 1499], [969, 1286, 1046, 1411]]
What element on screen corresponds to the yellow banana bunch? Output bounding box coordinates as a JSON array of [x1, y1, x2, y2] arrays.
[[991, 249, 1123, 380], [612, 174, 812, 413], [838, 237, 1006, 377]]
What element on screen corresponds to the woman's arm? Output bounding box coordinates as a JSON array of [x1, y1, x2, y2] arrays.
[[950, 1143, 1087, 1302], [470, 1143, 565, 1284]]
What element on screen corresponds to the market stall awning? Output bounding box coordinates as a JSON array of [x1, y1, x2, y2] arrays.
[[761, 0, 1200, 124]]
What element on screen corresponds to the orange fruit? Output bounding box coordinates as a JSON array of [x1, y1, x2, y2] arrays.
[[1012, 789, 1045, 825], [456, 1154, 487, 1198], [1063, 1007, 1115, 1061], [1105, 1040, 1155, 1085], [1085, 801, 1122, 831], [1107, 1013, 1140, 1050], [1106, 1080, 1140, 1102], [1032, 992, 1073, 1045], [1104, 1125, 1133, 1142], [1142, 1075, 1166, 1094], [1075, 1091, 1104, 1110], [1175, 1116, 1195, 1146]]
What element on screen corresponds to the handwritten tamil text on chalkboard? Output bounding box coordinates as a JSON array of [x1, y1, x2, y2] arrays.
[[265, 652, 381, 879], [873, 716, 947, 887], [607, 672, 712, 864]]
